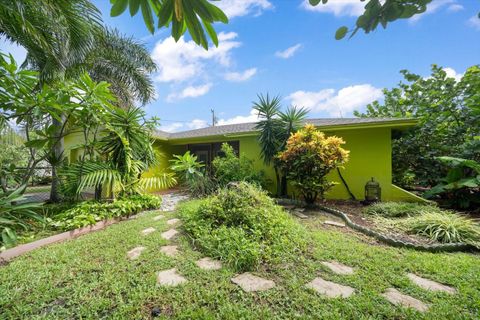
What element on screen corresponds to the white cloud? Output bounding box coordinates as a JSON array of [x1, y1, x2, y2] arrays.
[[468, 15, 480, 30], [160, 122, 183, 132], [443, 67, 463, 81], [410, 0, 459, 22], [447, 3, 463, 12], [216, 0, 273, 18], [301, 0, 365, 17], [224, 68, 257, 82], [167, 83, 212, 101], [217, 109, 259, 125], [287, 84, 383, 117], [160, 119, 209, 133], [275, 44, 302, 59], [151, 32, 241, 83]]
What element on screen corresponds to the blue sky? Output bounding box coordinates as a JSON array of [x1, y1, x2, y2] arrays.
[[3, 0, 480, 132]]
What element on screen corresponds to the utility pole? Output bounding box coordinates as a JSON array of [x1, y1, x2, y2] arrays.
[[211, 109, 218, 127]]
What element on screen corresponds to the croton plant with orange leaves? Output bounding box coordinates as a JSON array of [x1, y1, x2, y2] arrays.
[[276, 124, 349, 205]]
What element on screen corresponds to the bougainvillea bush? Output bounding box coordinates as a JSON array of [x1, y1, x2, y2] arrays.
[[277, 124, 349, 205]]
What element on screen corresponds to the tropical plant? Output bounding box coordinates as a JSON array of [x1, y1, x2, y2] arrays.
[[277, 124, 349, 205], [0, 185, 43, 249], [253, 94, 308, 196], [424, 157, 480, 209], [169, 151, 216, 196], [177, 182, 306, 271], [404, 212, 480, 247], [0, 126, 29, 193], [212, 143, 266, 188], [60, 107, 176, 199], [110, 0, 228, 49], [355, 65, 480, 189]]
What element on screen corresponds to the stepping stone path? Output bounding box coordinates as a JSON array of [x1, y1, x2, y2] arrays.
[[324, 220, 345, 227], [321, 261, 355, 275], [306, 277, 355, 298], [161, 229, 178, 240], [293, 209, 308, 219], [127, 246, 146, 260], [157, 268, 187, 287], [167, 218, 180, 225], [153, 214, 164, 221], [382, 288, 429, 312], [160, 245, 178, 257], [231, 273, 276, 292], [407, 273, 456, 294], [196, 257, 222, 270], [160, 192, 190, 212], [141, 227, 156, 236]]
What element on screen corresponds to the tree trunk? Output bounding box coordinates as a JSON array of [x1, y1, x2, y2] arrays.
[[49, 115, 65, 202], [280, 174, 288, 197]]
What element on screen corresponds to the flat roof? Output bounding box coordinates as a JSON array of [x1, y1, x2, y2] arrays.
[[154, 117, 417, 141]]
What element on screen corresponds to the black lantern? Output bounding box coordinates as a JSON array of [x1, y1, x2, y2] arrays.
[[365, 177, 381, 203]]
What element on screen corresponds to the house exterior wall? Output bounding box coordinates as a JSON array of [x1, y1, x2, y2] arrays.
[[145, 127, 420, 202]]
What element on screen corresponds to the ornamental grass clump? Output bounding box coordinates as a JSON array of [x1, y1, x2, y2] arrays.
[[363, 202, 442, 218], [177, 182, 307, 271], [277, 124, 349, 205], [405, 212, 480, 247]]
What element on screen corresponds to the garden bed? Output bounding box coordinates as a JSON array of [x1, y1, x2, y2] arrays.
[[320, 201, 437, 246]]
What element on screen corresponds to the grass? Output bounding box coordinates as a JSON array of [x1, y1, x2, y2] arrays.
[[363, 202, 442, 218], [0, 203, 479, 319]]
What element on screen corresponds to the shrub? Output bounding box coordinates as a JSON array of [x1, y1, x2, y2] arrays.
[[363, 202, 442, 218], [177, 182, 307, 271], [1, 186, 43, 249], [212, 143, 266, 187], [170, 151, 217, 197], [277, 124, 349, 205], [405, 212, 480, 246], [52, 194, 161, 230]]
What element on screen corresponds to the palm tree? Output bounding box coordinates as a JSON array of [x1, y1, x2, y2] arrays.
[[1, 1, 158, 201], [253, 94, 308, 196]]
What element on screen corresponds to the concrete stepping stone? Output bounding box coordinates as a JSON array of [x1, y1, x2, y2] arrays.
[[153, 215, 164, 221], [293, 210, 308, 219], [196, 257, 222, 270], [321, 261, 355, 275], [167, 218, 180, 225], [382, 288, 429, 312], [141, 227, 156, 236], [407, 273, 456, 294], [160, 245, 178, 257], [161, 229, 178, 240], [231, 273, 275, 292], [324, 220, 345, 227], [306, 277, 355, 298], [127, 246, 146, 260], [156, 268, 187, 287]]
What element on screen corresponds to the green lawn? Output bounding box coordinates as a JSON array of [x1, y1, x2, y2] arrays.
[[1, 204, 479, 319]]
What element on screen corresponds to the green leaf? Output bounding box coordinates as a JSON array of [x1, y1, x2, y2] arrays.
[[111, 0, 129, 17], [335, 26, 348, 40], [141, 0, 155, 33], [309, 0, 321, 6], [157, 0, 174, 28], [129, 0, 141, 16], [24, 139, 48, 149], [203, 21, 218, 47]]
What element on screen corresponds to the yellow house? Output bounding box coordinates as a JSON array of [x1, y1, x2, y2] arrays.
[[142, 118, 423, 202]]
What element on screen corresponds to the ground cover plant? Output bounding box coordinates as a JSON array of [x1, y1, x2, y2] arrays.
[[51, 194, 161, 230], [0, 203, 479, 319], [363, 201, 480, 247], [178, 182, 307, 271]]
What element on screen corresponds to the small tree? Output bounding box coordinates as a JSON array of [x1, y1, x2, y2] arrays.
[[277, 124, 349, 205]]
